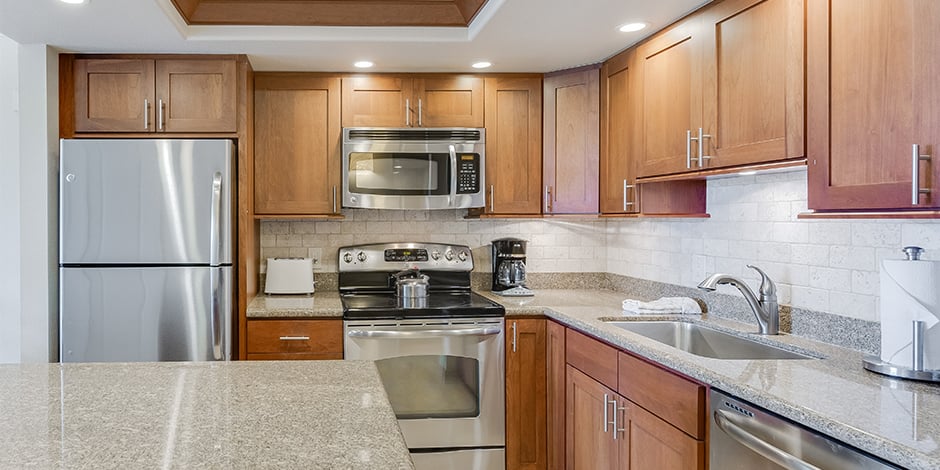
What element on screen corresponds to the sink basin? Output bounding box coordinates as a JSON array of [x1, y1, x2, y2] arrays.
[[605, 321, 813, 360]]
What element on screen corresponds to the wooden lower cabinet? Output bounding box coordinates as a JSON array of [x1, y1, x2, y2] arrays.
[[506, 319, 548, 470], [566, 365, 621, 469], [546, 321, 567, 469], [246, 319, 343, 360], [626, 402, 705, 470]]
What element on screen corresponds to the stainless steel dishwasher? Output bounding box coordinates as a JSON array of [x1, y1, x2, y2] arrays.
[[710, 389, 901, 469]]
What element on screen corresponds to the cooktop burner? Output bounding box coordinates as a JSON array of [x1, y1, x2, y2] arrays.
[[342, 291, 504, 320]]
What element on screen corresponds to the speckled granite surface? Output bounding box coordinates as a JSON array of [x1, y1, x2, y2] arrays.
[[0, 360, 413, 469], [480, 289, 940, 470], [248, 291, 343, 318]]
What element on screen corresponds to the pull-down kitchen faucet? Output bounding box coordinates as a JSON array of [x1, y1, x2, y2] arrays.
[[698, 265, 779, 335]]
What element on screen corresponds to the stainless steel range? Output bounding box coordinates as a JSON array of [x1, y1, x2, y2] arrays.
[[340, 242, 506, 470]]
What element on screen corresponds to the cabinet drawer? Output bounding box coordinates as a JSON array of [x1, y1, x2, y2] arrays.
[[565, 329, 618, 390], [247, 319, 343, 359], [618, 351, 705, 439]]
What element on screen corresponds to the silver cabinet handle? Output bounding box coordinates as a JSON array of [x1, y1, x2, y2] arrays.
[[609, 396, 619, 440], [157, 99, 165, 131], [697, 127, 712, 168], [489, 185, 495, 213], [912, 144, 931, 205], [332, 185, 337, 213], [511, 321, 517, 353], [209, 172, 222, 267], [279, 336, 310, 341], [143, 99, 150, 130], [603, 393, 610, 433], [405, 98, 411, 126], [622, 179, 636, 211], [686, 130, 697, 169], [209, 268, 223, 360], [347, 327, 501, 339], [616, 400, 627, 437], [545, 186, 553, 213], [418, 98, 423, 127], [715, 410, 823, 470]]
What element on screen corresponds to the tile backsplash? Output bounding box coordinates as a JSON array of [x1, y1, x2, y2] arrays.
[[260, 168, 940, 324]]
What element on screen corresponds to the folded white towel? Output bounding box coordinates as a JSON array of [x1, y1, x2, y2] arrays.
[[622, 297, 702, 315]]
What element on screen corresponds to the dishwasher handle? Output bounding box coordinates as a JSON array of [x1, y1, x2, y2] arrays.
[[714, 409, 823, 470]]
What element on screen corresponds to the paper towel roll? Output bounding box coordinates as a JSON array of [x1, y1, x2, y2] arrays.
[[880, 259, 940, 369]]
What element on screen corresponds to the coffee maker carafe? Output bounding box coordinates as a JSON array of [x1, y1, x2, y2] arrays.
[[491, 238, 534, 296]]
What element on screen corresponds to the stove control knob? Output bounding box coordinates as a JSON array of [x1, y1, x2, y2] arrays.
[[444, 249, 455, 261], [431, 250, 441, 260], [342, 252, 353, 263], [457, 250, 469, 261], [357, 251, 367, 262]]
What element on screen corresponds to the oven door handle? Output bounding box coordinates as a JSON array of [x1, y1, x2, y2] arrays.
[[347, 326, 502, 339]]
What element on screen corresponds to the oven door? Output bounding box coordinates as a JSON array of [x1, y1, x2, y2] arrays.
[[342, 142, 484, 210], [344, 318, 505, 449]]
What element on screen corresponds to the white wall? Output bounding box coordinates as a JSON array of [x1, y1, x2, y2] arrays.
[[0, 35, 58, 363], [607, 170, 940, 323], [0, 34, 22, 363]]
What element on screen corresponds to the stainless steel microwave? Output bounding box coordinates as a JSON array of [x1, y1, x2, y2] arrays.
[[342, 127, 486, 210]]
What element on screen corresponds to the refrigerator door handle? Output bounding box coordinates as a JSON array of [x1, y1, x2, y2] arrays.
[[210, 268, 223, 360], [209, 172, 223, 267]]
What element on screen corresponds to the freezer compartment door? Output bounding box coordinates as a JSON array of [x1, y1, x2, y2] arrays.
[[60, 266, 232, 362], [60, 139, 233, 265]]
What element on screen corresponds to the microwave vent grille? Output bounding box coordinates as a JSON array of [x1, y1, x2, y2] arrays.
[[345, 128, 482, 142]]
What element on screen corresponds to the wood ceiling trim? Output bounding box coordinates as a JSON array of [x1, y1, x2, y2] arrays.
[[173, 0, 489, 27]]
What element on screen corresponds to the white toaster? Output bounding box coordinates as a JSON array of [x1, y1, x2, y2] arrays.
[[264, 258, 315, 294]]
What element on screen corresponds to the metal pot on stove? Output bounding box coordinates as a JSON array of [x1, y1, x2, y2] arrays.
[[394, 269, 429, 307]]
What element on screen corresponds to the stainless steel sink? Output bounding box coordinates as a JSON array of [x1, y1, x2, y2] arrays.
[[606, 321, 813, 360]]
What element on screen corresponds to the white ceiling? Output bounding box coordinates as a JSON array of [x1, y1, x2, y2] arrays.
[[0, 0, 706, 73]]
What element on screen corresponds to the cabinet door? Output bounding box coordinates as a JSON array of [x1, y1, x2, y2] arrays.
[[566, 365, 618, 470], [546, 321, 566, 470], [506, 319, 547, 470], [543, 68, 600, 214], [807, 0, 940, 210], [74, 59, 155, 132], [600, 50, 638, 214], [636, 15, 703, 177], [254, 74, 342, 215], [155, 59, 237, 133], [414, 76, 484, 127], [701, 0, 804, 169], [483, 76, 543, 215], [625, 402, 705, 469], [342, 75, 413, 127]]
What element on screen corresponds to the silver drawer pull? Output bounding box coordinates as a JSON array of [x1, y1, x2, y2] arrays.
[[279, 336, 310, 341]]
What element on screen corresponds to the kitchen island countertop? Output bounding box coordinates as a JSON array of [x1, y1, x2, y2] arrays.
[[0, 360, 413, 469]]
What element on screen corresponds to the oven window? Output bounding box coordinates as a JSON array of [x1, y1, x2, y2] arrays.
[[348, 152, 450, 196], [375, 355, 480, 419]]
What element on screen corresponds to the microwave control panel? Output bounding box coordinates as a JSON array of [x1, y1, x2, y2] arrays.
[[457, 154, 481, 194]]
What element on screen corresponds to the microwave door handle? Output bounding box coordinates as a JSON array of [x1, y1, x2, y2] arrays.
[[449, 145, 458, 201]]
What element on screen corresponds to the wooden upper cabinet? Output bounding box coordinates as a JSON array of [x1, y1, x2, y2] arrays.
[[254, 74, 342, 215], [636, 15, 703, 178], [155, 59, 237, 133], [600, 49, 639, 214], [700, 0, 805, 169], [506, 319, 547, 470], [342, 75, 483, 127], [483, 76, 543, 216], [74, 59, 156, 132], [807, 0, 940, 211], [543, 67, 600, 215], [72, 57, 236, 134]]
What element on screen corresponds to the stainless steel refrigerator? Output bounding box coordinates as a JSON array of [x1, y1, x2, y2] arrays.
[[59, 139, 234, 362]]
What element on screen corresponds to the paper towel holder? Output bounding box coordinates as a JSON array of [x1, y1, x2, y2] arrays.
[[863, 246, 940, 382]]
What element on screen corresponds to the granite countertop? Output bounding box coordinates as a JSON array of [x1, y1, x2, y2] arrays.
[[480, 289, 940, 470], [248, 291, 343, 318], [0, 360, 413, 469]]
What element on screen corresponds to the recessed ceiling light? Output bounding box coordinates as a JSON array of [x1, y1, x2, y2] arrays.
[[59, 0, 87, 4], [354, 61, 374, 68], [471, 61, 492, 69], [618, 22, 647, 33]]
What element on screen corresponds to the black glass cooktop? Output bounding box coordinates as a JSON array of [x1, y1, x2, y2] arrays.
[[341, 291, 505, 320]]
